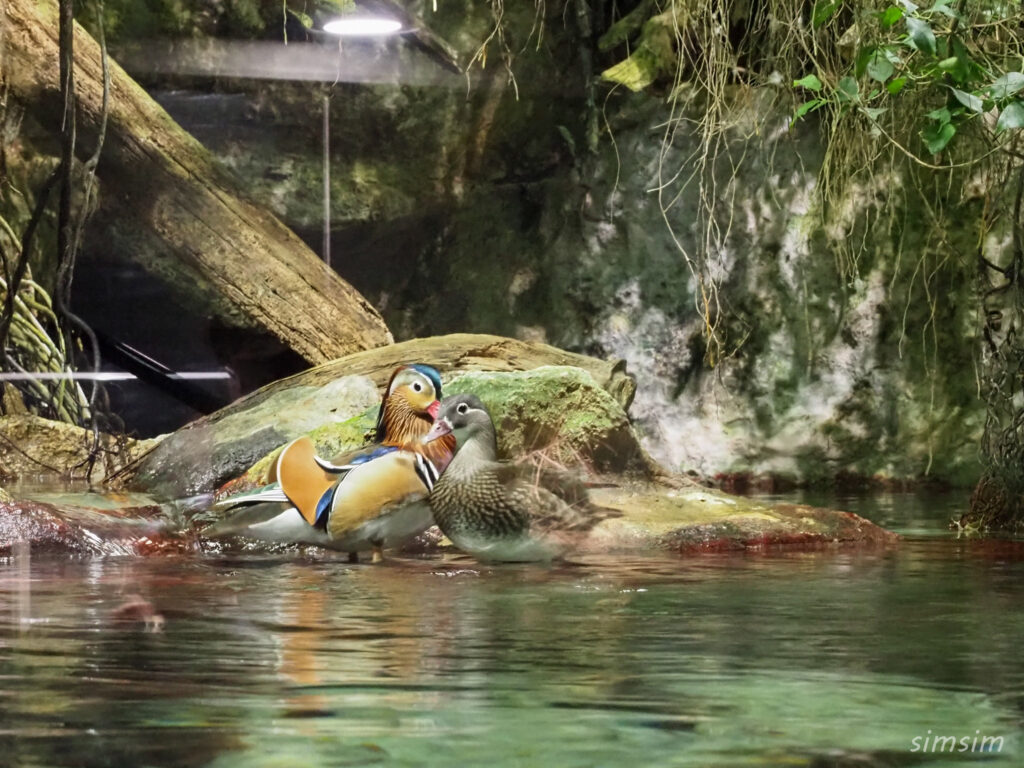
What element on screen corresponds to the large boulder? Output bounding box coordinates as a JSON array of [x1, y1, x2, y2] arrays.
[[444, 367, 645, 472], [218, 363, 649, 502], [118, 334, 637, 498]]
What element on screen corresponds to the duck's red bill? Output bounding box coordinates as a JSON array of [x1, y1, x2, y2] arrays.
[[427, 400, 440, 420]]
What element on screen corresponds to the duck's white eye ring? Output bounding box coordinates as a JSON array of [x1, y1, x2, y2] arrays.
[[457, 403, 469, 415], [413, 382, 423, 392]]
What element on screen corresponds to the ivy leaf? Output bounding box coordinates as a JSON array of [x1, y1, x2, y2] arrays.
[[812, 1, 841, 27], [922, 121, 956, 154], [867, 53, 894, 82], [898, 0, 919, 10], [286, 8, 314, 28], [951, 88, 983, 114], [837, 76, 859, 102], [905, 17, 936, 56], [927, 106, 951, 123], [855, 46, 876, 79], [793, 98, 827, 121], [929, 0, 960, 18], [794, 74, 824, 91], [860, 106, 888, 120], [887, 76, 907, 94], [990, 72, 1024, 101], [880, 6, 904, 28], [996, 101, 1024, 133]]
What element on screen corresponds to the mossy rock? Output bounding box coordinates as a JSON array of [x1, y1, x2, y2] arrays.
[[444, 366, 644, 472], [223, 364, 647, 499], [0, 415, 157, 485], [124, 334, 636, 499], [586, 482, 900, 553], [124, 375, 381, 499]]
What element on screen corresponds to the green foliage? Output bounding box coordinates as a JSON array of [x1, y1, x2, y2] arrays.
[[600, 8, 680, 91], [790, 2, 1024, 158]]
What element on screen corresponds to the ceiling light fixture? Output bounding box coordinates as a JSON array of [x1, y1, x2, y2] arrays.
[[322, 16, 402, 36]]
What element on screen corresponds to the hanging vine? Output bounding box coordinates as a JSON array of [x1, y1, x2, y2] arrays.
[[0, 0, 118, 477]]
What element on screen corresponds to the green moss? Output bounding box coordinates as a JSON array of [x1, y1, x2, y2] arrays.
[[445, 366, 642, 471]]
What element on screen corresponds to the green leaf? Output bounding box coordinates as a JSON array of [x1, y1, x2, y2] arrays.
[[887, 76, 907, 94], [837, 76, 859, 102], [812, 1, 841, 27], [930, 0, 959, 19], [927, 106, 951, 123], [793, 98, 826, 121], [905, 17, 936, 55], [557, 125, 577, 157], [861, 106, 888, 120], [286, 8, 314, 28], [996, 101, 1024, 133], [598, 0, 655, 51], [600, 45, 664, 91], [951, 88, 983, 114], [794, 74, 824, 91], [880, 6, 904, 28], [867, 53, 894, 82], [922, 121, 955, 154], [937, 56, 958, 71], [855, 46, 876, 79], [990, 72, 1024, 101]]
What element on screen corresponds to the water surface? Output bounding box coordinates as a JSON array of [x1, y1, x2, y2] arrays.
[[1, 492, 1021, 767]]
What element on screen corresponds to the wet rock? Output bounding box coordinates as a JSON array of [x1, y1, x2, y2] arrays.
[[587, 483, 899, 553], [0, 491, 188, 556], [122, 334, 635, 498], [0, 415, 158, 485], [401, 481, 897, 557]]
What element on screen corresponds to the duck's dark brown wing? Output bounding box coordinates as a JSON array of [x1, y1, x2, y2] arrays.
[[494, 463, 621, 533]]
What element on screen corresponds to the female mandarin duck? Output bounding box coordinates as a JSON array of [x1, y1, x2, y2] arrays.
[[422, 394, 617, 562], [210, 364, 456, 561]]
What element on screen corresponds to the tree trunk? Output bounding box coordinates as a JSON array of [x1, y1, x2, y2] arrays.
[[2, 0, 392, 365]]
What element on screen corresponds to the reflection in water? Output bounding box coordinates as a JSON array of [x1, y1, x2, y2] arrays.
[[0, 493, 1021, 767]]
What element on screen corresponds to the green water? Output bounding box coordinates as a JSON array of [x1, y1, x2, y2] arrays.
[[1, 493, 1022, 767]]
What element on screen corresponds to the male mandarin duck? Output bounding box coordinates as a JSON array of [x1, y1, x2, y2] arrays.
[[422, 394, 618, 562], [209, 364, 456, 561]]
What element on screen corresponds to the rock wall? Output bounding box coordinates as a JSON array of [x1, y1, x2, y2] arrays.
[[115, 1, 984, 486]]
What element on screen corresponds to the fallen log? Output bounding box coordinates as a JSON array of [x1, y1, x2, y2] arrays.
[[3, 0, 392, 364]]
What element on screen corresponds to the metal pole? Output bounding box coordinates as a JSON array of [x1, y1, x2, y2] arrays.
[[322, 92, 331, 268]]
